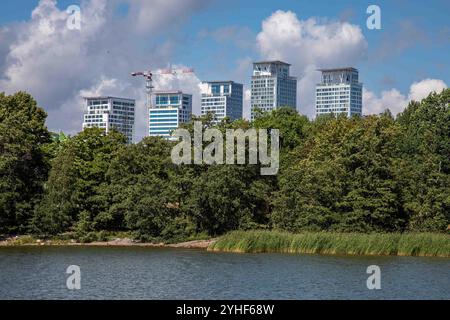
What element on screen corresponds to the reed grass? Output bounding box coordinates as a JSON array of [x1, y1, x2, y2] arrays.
[[208, 230, 450, 257]]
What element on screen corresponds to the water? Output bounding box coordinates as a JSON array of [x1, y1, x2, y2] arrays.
[[0, 246, 448, 299]]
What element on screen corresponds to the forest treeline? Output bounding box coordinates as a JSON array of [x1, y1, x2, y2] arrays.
[[1, 89, 449, 242]]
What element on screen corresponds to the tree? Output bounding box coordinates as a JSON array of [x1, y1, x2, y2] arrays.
[[186, 164, 273, 235], [32, 128, 126, 235], [4, 89, 448, 239], [104, 137, 187, 240], [272, 113, 406, 232], [336, 113, 404, 232], [252, 107, 309, 152], [0, 92, 50, 234], [271, 115, 354, 231], [395, 89, 450, 231]]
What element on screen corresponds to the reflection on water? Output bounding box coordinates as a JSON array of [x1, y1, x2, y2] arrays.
[[0, 247, 448, 299]]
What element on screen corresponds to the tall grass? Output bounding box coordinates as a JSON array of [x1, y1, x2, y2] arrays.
[[208, 230, 450, 257]]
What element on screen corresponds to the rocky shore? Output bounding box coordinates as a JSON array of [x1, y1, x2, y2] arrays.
[[0, 236, 216, 249]]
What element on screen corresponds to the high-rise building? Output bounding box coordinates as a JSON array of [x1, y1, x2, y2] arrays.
[[82, 96, 135, 143], [149, 90, 192, 139], [250, 60, 297, 120], [201, 81, 243, 124], [315, 67, 363, 117]]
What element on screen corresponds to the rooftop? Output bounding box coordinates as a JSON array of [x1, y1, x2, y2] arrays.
[[318, 67, 358, 72], [253, 60, 291, 66], [153, 90, 190, 95], [202, 80, 242, 85], [83, 96, 135, 101]]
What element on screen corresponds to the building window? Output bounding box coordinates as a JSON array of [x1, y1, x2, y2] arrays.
[[212, 84, 221, 95]]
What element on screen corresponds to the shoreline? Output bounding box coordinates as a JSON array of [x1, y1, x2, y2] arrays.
[[2, 231, 450, 258], [0, 237, 216, 249]]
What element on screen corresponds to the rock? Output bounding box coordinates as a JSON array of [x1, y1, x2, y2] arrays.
[[167, 239, 217, 249]]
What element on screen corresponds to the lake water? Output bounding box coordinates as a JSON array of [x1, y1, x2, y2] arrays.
[[0, 246, 448, 299]]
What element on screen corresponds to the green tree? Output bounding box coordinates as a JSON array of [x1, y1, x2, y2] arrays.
[[104, 137, 186, 241], [336, 113, 404, 232], [32, 128, 126, 235], [186, 164, 273, 235], [0, 92, 50, 234], [271, 115, 353, 231], [252, 107, 309, 152], [396, 89, 450, 231], [272, 113, 405, 232]]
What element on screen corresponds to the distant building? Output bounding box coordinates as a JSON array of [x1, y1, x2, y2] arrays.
[[250, 60, 297, 120], [149, 90, 192, 139], [82, 96, 135, 143], [201, 81, 243, 124], [315, 67, 363, 117]]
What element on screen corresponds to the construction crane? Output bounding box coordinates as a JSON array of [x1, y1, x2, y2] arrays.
[[131, 67, 194, 110]]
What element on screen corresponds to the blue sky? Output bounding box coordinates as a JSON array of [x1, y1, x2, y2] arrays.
[[2, 0, 447, 93], [187, 0, 449, 94], [0, 0, 448, 139]]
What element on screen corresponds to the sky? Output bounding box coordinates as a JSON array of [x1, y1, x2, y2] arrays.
[[0, 0, 448, 142]]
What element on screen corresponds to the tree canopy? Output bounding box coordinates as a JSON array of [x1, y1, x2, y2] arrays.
[[1, 89, 449, 240]]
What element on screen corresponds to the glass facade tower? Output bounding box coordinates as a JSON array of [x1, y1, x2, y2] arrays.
[[315, 67, 363, 117], [201, 81, 243, 124], [149, 90, 192, 139], [250, 60, 297, 120], [82, 96, 135, 143]]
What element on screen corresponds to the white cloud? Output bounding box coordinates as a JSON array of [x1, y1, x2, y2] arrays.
[[1, 3, 447, 139], [152, 67, 203, 116], [255, 10, 368, 117], [50, 77, 139, 139], [408, 79, 447, 102], [50, 69, 202, 142], [254, 11, 448, 119], [363, 79, 448, 116], [363, 88, 408, 116], [0, 0, 206, 141]]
